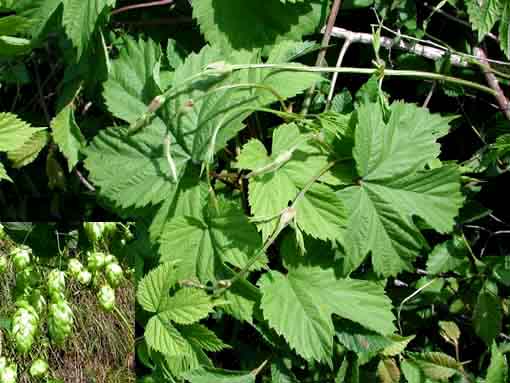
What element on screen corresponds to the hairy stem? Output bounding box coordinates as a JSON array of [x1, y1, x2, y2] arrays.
[[229, 63, 497, 96]]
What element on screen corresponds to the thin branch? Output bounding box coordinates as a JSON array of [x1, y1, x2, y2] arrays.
[[328, 26, 470, 67], [113, 16, 192, 26], [422, 81, 437, 107], [301, 0, 343, 114], [111, 0, 174, 16], [474, 46, 510, 121], [75, 169, 96, 192], [326, 37, 353, 108]]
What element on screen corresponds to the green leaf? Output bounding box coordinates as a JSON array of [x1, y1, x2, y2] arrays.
[[466, 0, 503, 41], [163, 288, 216, 325], [486, 342, 508, 383], [51, 104, 85, 170], [353, 102, 452, 181], [409, 352, 462, 381], [0, 35, 31, 56], [340, 102, 463, 277], [377, 358, 400, 383], [103, 37, 162, 124], [62, 0, 113, 59], [86, 37, 188, 209], [500, 1, 510, 58], [158, 199, 264, 283], [271, 359, 299, 383], [400, 360, 424, 383], [83, 121, 189, 209], [0, 15, 31, 35], [164, 44, 319, 162], [163, 45, 250, 162], [334, 319, 394, 355], [179, 323, 228, 352], [426, 235, 470, 275], [381, 334, 415, 356], [149, 166, 209, 240], [0, 112, 46, 152], [0, 162, 12, 182], [183, 367, 255, 383], [145, 314, 188, 356], [473, 283, 502, 345], [192, 0, 328, 52], [7, 130, 49, 168], [136, 262, 178, 313], [258, 265, 396, 363], [438, 321, 461, 345], [238, 123, 347, 241]]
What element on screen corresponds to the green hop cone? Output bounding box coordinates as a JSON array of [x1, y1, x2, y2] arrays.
[[47, 270, 66, 301], [83, 222, 117, 243], [0, 363, 16, 383], [87, 251, 107, 272], [29, 359, 49, 378], [0, 357, 6, 371], [48, 300, 73, 345], [0, 256, 7, 274], [10, 246, 31, 271], [97, 285, 115, 312], [29, 289, 47, 314], [12, 303, 38, 354], [67, 259, 83, 278], [105, 263, 123, 288], [77, 270, 92, 285], [103, 253, 116, 266]]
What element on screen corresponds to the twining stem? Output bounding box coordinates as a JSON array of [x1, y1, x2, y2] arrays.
[[213, 159, 339, 296], [227, 64, 497, 96], [326, 37, 353, 108], [131, 61, 497, 134], [397, 278, 438, 334]]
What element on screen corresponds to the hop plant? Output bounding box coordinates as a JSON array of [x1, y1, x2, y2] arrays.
[[10, 246, 31, 271], [29, 289, 47, 314], [87, 251, 107, 272], [12, 302, 39, 354], [0, 357, 6, 372], [0, 362, 16, 383], [67, 258, 83, 277], [83, 222, 117, 243], [105, 263, 123, 287], [29, 359, 49, 378], [0, 256, 7, 274], [97, 285, 115, 312], [47, 270, 66, 301], [48, 300, 74, 345], [77, 270, 92, 285]]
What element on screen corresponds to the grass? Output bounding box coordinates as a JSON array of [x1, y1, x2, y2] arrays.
[[0, 232, 135, 383]]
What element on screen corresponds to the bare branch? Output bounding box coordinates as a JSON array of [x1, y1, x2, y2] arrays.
[[474, 46, 510, 121], [327, 26, 469, 67]]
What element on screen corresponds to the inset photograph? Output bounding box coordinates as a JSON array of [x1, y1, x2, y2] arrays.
[[0, 222, 135, 383]]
